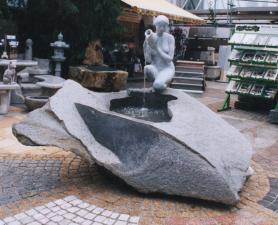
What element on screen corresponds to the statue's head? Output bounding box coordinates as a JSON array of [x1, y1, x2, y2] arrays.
[[9, 61, 16, 69], [154, 15, 169, 36]]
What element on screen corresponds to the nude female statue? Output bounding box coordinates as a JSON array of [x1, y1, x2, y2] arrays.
[[144, 15, 175, 92]]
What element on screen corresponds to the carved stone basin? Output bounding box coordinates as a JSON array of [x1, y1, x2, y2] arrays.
[[110, 92, 177, 122], [13, 80, 253, 205]]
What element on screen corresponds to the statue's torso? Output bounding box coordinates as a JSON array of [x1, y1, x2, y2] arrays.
[[150, 33, 174, 70]]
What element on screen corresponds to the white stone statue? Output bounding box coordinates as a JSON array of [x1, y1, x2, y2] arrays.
[[3, 61, 17, 84], [144, 15, 175, 92]]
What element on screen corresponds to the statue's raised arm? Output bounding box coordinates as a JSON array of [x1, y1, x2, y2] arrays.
[[143, 15, 175, 92]]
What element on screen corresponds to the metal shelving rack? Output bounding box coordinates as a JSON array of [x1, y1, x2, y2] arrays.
[[218, 25, 278, 123]]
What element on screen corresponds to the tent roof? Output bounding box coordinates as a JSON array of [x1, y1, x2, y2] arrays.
[[121, 0, 205, 24]]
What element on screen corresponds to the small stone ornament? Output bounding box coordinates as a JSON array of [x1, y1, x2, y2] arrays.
[[25, 39, 33, 60], [50, 33, 70, 77], [3, 61, 17, 84]]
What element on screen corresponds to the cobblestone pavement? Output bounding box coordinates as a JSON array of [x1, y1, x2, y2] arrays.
[[0, 82, 277, 225], [258, 178, 278, 213], [0, 160, 62, 206], [0, 196, 140, 225]]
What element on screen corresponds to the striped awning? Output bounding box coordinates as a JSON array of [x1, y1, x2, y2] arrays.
[[121, 0, 206, 24]]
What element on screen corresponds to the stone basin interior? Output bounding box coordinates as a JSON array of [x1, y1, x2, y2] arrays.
[[76, 103, 179, 170], [110, 91, 177, 123]]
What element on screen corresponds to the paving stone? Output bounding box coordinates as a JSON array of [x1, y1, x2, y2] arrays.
[[7, 221, 21, 225], [70, 199, 83, 206], [14, 213, 27, 220], [110, 212, 120, 219], [3, 217, 15, 223], [119, 214, 129, 221], [51, 206, 61, 212], [46, 202, 57, 208], [129, 216, 140, 223], [64, 213, 76, 220], [84, 213, 96, 220], [94, 215, 106, 223], [72, 216, 85, 223], [101, 210, 112, 217], [57, 210, 67, 216], [33, 213, 45, 220], [114, 221, 127, 225], [35, 205, 46, 211], [76, 209, 88, 217], [87, 205, 97, 211], [67, 207, 80, 213], [63, 196, 77, 202], [92, 223, 102, 225], [40, 208, 51, 215], [39, 217, 49, 224], [60, 203, 72, 209], [26, 209, 37, 216], [79, 202, 90, 209], [0, 220, 4, 225], [93, 208, 104, 215], [103, 218, 116, 225], [46, 212, 57, 218], [28, 222, 42, 225], [47, 222, 58, 225], [51, 215, 64, 222], [58, 219, 72, 225], [19, 216, 34, 224], [54, 199, 67, 206], [82, 220, 93, 225]]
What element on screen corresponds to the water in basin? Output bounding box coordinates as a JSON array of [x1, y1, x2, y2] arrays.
[[110, 91, 177, 123]]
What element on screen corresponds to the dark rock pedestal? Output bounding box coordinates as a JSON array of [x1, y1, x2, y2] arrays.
[[69, 66, 128, 92]]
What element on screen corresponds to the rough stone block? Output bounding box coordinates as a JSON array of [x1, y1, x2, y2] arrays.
[[13, 80, 253, 205]]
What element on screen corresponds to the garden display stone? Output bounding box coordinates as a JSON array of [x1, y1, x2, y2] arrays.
[[50, 33, 69, 77], [13, 80, 253, 205], [25, 39, 33, 60], [19, 75, 65, 111], [35, 75, 65, 90], [69, 66, 128, 92], [0, 82, 19, 114]]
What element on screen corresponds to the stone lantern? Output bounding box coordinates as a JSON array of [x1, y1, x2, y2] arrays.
[[50, 33, 69, 77]]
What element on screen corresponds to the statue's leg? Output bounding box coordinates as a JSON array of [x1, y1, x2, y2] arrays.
[[153, 67, 175, 91], [144, 65, 157, 82]]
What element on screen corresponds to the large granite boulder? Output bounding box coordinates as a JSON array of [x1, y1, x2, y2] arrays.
[[13, 80, 253, 205], [13, 103, 92, 163]]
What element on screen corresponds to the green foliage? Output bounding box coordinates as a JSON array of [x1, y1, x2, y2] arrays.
[[0, 0, 9, 19], [13, 0, 123, 65]]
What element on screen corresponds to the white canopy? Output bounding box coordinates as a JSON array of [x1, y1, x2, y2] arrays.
[[121, 0, 205, 24]]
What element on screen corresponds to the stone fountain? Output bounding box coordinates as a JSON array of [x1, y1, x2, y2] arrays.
[[12, 16, 253, 205]]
